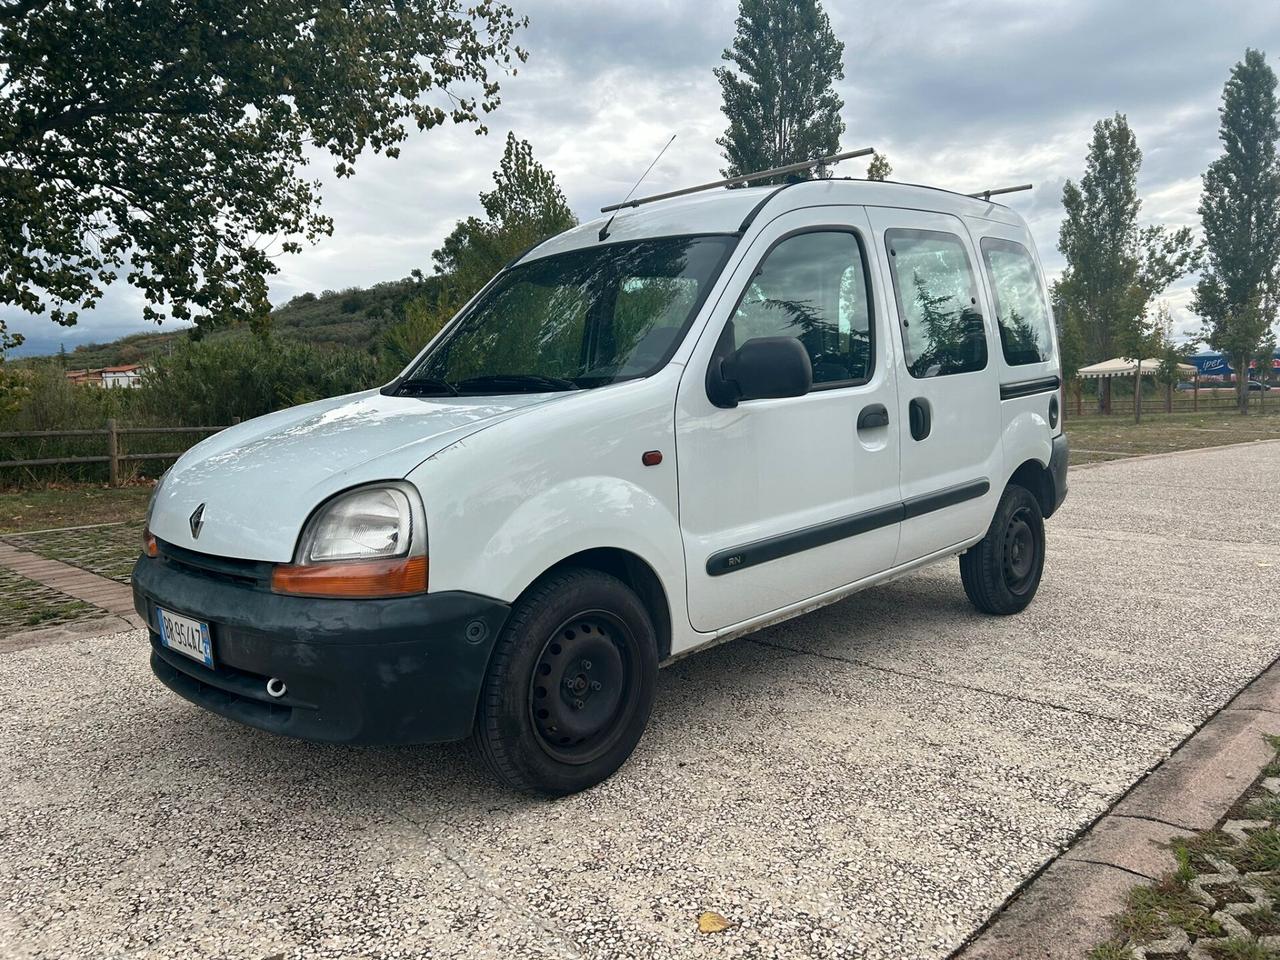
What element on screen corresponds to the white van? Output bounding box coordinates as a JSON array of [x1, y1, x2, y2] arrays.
[[135, 172, 1067, 796]]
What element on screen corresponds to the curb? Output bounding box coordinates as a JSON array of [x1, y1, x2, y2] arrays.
[[953, 653, 1280, 959], [0, 613, 145, 654]]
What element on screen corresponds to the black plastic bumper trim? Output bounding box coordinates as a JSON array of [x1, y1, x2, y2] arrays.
[[132, 553, 510, 745], [1048, 432, 1069, 517]]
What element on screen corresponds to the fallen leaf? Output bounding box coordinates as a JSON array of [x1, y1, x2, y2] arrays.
[[698, 911, 733, 934]]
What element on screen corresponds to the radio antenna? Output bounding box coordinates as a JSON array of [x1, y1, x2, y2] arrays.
[[599, 134, 677, 242]]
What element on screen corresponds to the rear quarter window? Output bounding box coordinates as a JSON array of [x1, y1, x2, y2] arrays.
[[979, 237, 1055, 366]]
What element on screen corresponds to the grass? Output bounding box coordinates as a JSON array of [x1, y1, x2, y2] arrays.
[[1066, 405, 1280, 465], [0, 567, 98, 638], [1091, 738, 1280, 958], [1205, 938, 1280, 960], [1114, 878, 1224, 942], [0, 483, 153, 534]]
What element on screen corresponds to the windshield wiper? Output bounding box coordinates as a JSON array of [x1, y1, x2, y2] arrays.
[[455, 374, 579, 394], [396, 376, 459, 397]]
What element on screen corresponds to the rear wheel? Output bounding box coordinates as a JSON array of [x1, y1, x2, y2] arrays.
[[473, 568, 658, 796], [960, 484, 1045, 615]]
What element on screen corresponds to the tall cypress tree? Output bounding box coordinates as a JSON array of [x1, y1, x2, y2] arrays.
[[1194, 49, 1280, 415], [714, 0, 846, 185], [1056, 114, 1196, 419]]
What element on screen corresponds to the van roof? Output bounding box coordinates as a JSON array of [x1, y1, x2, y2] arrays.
[[520, 178, 1028, 265]]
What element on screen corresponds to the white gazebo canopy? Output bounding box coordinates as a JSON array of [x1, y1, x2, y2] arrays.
[[1077, 357, 1198, 379]]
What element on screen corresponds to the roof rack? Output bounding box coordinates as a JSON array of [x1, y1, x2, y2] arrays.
[[967, 183, 1033, 201], [599, 147, 875, 213]]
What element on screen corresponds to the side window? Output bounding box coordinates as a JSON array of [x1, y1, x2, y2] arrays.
[[980, 237, 1055, 366], [885, 228, 987, 379], [729, 230, 873, 386]]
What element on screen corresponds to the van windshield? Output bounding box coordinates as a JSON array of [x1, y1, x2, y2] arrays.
[[397, 235, 735, 395]]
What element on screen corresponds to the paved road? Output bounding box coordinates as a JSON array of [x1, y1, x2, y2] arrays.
[[3, 442, 1279, 960]]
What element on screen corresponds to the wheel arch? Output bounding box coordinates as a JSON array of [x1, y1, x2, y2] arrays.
[[527, 547, 674, 662], [1006, 457, 1058, 518]]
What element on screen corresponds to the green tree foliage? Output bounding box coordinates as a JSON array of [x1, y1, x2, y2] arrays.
[[1150, 302, 1192, 414], [866, 152, 893, 181], [0, 0, 528, 351], [138, 335, 378, 425], [431, 132, 577, 303], [1057, 113, 1198, 416], [1194, 49, 1280, 415], [379, 295, 451, 379], [1051, 281, 1087, 387], [376, 133, 576, 370], [714, 0, 845, 184], [1254, 330, 1277, 410]]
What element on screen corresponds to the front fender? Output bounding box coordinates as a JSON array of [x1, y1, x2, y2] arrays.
[[470, 475, 685, 604]]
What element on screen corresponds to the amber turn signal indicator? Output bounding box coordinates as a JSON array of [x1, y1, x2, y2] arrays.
[[271, 555, 428, 598], [642, 450, 663, 466], [142, 529, 159, 558]]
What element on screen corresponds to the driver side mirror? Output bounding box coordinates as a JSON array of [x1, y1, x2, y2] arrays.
[[706, 335, 813, 408]]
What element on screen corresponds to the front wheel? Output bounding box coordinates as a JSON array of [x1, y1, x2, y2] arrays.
[[473, 568, 658, 796], [959, 484, 1045, 615]]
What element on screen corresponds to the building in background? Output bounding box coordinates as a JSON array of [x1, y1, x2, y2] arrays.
[[1189, 350, 1280, 383], [65, 364, 144, 388]]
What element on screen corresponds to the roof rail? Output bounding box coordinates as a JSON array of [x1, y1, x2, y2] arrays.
[[599, 147, 875, 213], [967, 183, 1033, 201]]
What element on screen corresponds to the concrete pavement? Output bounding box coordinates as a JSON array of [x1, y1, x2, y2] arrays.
[[2, 441, 1279, 959]]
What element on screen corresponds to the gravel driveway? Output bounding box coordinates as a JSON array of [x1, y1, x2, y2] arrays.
[[3, 442, 1279, 960]]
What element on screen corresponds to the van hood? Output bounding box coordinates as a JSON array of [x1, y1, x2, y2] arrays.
[[148, 389, 563, 561]]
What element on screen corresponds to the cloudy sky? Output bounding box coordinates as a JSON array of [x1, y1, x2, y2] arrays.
[[9, 0, 1280, 356]]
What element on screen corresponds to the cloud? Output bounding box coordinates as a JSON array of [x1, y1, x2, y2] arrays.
[[7, 0, 1279, 355]]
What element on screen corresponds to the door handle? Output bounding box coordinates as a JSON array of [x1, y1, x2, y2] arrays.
[[909, 398, 932, 441], [857, 403, 889, 430]]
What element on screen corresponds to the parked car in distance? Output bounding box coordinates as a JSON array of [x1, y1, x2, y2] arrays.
[[1176, 381, 1196, 391], [1249, 380, 1271, 391], [134, 172, 1068, 796]]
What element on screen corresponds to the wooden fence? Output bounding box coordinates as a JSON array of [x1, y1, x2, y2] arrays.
[[0, 419, 236, 485]]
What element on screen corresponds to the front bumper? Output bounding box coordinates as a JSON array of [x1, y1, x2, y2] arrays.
[[1048, 432, 1069, 516], [132, 547, 510, 745]]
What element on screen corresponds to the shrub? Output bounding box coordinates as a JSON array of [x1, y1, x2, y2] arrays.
[[137, 334, 380, 425]]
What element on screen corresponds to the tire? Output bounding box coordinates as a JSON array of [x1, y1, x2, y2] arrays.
[[473, 567, 658, 796], [959, 484, 1045, 615]]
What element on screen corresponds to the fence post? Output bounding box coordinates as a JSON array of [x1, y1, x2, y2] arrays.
[[106, 418, 119, 486]]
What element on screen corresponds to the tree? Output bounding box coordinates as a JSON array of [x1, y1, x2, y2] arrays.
[[714, 0, 845, 184], [1056, 114, 1198, 414], [1152, 303, 1191, 414], [866, 153, 893, 181], [0, 1, 528, 350], [376, 133, 576, 371], [1254, 329, 1277, 410], [1194, 49, 1280, 415], [431, 133, 576, 305]]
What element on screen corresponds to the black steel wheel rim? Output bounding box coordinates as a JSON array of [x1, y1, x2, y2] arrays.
[[1002, 506, 1038, 594], [528, 610, 640, 765]]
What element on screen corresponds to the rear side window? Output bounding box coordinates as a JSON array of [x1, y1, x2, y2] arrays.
[[885, 229, 987, 379], [980, 237, 1054, 366], [729, 230, 873, 386]]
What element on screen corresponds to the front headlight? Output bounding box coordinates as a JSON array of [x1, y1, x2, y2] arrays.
[[302, 486, 412, 562], [272, 482, 428, 599]]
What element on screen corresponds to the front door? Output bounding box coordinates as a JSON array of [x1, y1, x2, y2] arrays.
[[865, 207, 1003, 565], [676, 206, 902, 634]]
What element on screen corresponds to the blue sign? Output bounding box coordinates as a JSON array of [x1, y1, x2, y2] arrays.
[[1190, 350, 1280, 380]]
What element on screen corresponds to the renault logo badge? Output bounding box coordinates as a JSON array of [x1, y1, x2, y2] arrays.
[[189, 503, 206, 539]]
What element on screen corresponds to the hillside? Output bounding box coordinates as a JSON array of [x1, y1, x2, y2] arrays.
[[28, 276, 434, 368]]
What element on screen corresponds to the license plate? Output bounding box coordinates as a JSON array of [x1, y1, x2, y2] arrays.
[[158, 608, 214, 668]]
